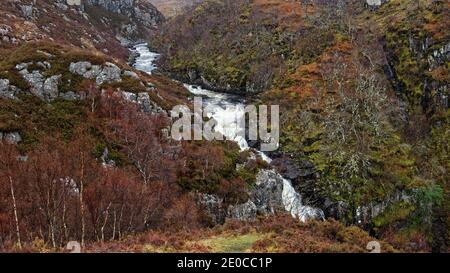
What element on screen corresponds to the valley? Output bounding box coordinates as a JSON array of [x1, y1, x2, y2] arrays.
[[0, 0, 448, 253]]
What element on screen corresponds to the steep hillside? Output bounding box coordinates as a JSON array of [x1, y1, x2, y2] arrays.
[[153, 0, 321, 94], [0, 0, 164, 58], [148, 0, 203, 17], [0, 0, 447, 253], [151, 0, 449, 252]]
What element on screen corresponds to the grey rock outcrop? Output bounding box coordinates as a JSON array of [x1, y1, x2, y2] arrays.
[[198, 169, 324, 224], [17, 64, 61, 102], [20, 5, 34, 20], [123, 70, 139, 79], [84, 0, 164, 28], [59, 91, 82, 101], [252, 170, 285, 215], [0, 79, 21, 99], [43, 75, 62, 101], [96, 62, 122, 85], [196, 194, 226, 225], [121, 91, 164, 113], [227, 200, 257, 220], [83, 0, 164, 41], [0, 132, 22, 144], [69, 61, 122, 85], [365, 0, 389, 8], [69, 61, 102, 80]]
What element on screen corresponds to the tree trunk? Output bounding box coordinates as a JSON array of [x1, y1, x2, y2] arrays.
[[80, 152, 86, 248], [9, 176, 21, 249]]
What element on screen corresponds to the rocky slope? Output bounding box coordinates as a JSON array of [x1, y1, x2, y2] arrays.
[[0, 0, 164, 58]]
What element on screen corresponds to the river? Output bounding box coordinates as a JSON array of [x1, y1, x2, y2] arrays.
[[131, 43, 324, 222]]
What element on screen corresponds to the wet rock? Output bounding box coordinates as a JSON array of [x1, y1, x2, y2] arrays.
[[271, 156, 315, 180], [252, 169, 285, 215], [428, 42, 450, 70], [252, 169, 324, 221]]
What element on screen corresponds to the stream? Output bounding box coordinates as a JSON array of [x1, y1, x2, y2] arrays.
[[131, 43, 324, 222]]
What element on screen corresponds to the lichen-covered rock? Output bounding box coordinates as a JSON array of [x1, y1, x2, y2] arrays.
[[18, 69, 45, 98], [0, 79, 21, 100], [227, 200, 257, 220], [69, 61, 122, 85], [43, 75, 62, 101], [83, 0, 164, 41], [59, 91, 82, 101], [20, 5, 34, 20], [120, 91, 164, 113], [96, 62, 122, 85], [17, 64, 61, 102], [123, 70, 139, 79], [196, 193, 226, 225], [252, 169, 324, 221], [69, 61, 93, 76], [0, 132, 22, 144], [252, 169, 285, 215], [137, 92, 164, 113]]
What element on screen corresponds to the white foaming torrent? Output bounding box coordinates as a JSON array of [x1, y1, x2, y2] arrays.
[[132, 43, 160, 74], [133, 45, 324, 222]]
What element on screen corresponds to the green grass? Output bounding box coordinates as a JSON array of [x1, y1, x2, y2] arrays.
[[197, 233, 263, 253]]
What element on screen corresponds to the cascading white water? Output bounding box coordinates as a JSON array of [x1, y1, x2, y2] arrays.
[[132, 44, 160, 74], [132, 43, 324, 221]]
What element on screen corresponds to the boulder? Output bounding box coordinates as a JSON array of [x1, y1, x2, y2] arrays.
[[0, 79, 21, 99], [251, 169, 285, 215], [96, 62, 122, 85], [123, 70, 140, 79], [69, 61, 93, 75], [196, 193, 226, 225], [59, 91, 82, 101], [252, 169, 324, 221], [227, 200, 257, 220], [137, 92, 164, 113], [19, 69, 45, 98], [0, 132, 22, 144], [43, 75, 62, 101]]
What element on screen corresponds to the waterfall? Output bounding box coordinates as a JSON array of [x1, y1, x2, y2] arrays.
[[132, 43, 324, 221]]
